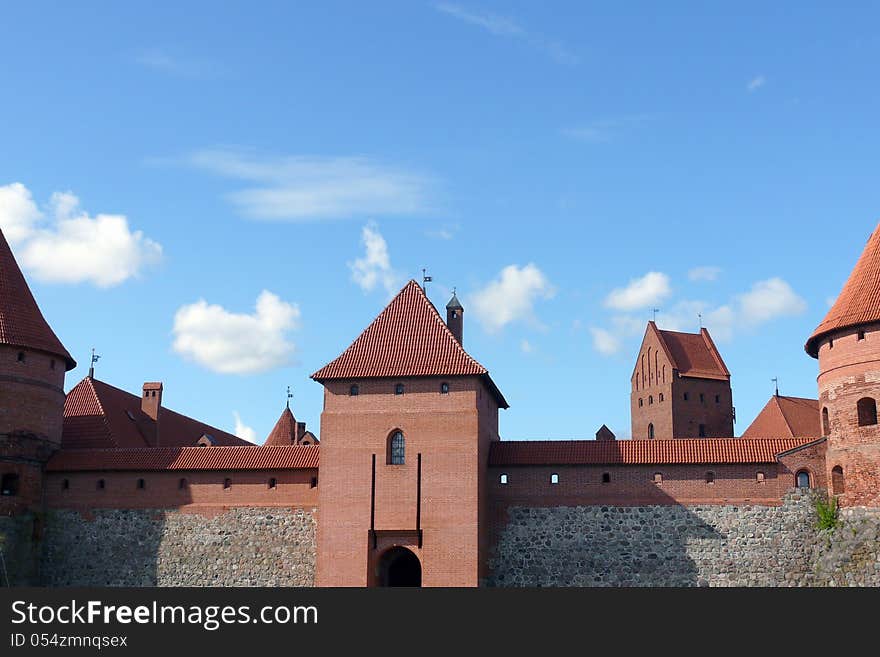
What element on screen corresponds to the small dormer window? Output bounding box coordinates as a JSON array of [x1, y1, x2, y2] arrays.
[[395, 383, 404, 395]]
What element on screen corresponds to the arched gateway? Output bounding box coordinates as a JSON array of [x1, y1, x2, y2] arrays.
[[378, 547, 422, 587]]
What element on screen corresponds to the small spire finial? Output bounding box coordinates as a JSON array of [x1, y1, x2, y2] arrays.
[[772, 377, 779, 397], [286, 385, 293, 408], [422, 268, 433, 293], [652, 308, 660, 322], [698, 313, 703, 329], [88, 348, 101, 379]]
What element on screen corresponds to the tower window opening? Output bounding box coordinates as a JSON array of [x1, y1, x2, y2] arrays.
[[310, 476, 318, 488], [639, 398, 643, 408], [648, 423, 655, 439], [831, 466, 845, 495], [61, 478, 69, 491], [601, 472, 611, 484], [395, 383, 405, 395], [268, 477, 277, 489], [796, 470, 811, 489], [648, 395, 653, 405], [179, 478, 188, 490], [137, 478, 145, 490], [698, 424, 706, 437], [705, 472, 715, 485], [653, 472, 662, 484], [756, 472, 765, 483], [715, 394, 720, 403], [388, 431, 405, 465], [822, 407, 830, 435], [829, 338, 834, 349], [684, 392, 689, 401], [499, 473, 508, 485], [223, 478, 232, 489], [440, 382, 449, 394], [550, 473, 559, 484], [97, 479, 105, 490], [659, 393, 664, 402], [858, 330, 866, 341], [699, 393, 705, 403], [1, 473, 20, 496], [16, 352, 25, 363], [857, 397, 877, 426], [350, 384, 359, 396]]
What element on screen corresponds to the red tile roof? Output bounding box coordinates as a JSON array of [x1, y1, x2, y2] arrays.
[[807, 222, 880, 356], [265, 407, 297, 446], [488, 437, 819, 466], [742, 396, 821, 439], [63, 377, 251, 449], [649, 322, 729, 380], [46, 445, 319, 472], [312, 279, 508, 407], [0, 228, 75, 369]]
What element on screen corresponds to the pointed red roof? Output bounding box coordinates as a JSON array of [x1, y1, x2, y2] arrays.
[[806, 222, 880, 357], [265, 406, 297, 446], [312, 280, 508, 406], [63, 377, 251, 449], [644, 322, 729, 381], [0, 228, 75, 369], [742, 395, 821, 439]]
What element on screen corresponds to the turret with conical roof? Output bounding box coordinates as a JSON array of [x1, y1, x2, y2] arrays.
[[809, 222, 880, 507], [446, 290, 464, 345], [0, 227, 75, 516]]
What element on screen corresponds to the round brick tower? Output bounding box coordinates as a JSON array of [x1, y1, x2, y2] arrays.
[[806, 222, 880, 507], [0, 228, 75, 513]]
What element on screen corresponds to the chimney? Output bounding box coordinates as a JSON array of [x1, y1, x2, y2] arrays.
[[142, 382, 163, 422], [595, 425, 616, 441], [295, 421, 306, 444], [446, 291, 464, 345]]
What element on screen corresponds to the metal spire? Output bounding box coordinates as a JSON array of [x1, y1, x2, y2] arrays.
[[286, 385, 293, 409], [652, 308, 660, 322], [422, 268, 433, 293], [88, 348, 101, 379], [772, 377, 779, 397]]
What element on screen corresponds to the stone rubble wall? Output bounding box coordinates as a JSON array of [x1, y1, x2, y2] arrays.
[[488, 491, 880, 587], [39, 507, 316, 587]]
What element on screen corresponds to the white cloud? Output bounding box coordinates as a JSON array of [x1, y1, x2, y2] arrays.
[[349, 223, 400, 297], [590, 327, 621, 356], [433, 3, 576, 64], [747, 75, 766, 92], [604, 272, 671, 311], [232, 411, 257, 444], [0, 182, 162, 287], [185, 148, 432, 221], [470, 264, 555, 333], [172, 290, 300, 375], [736, 277, 807, 325], [520, 339, 534, 354], [688, 266, 722, 282]]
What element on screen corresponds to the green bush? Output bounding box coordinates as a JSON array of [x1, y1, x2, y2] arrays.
[[815, 495, 840, 531]]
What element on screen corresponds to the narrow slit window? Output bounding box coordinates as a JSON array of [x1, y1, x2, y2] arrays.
[[601, 472, 610, 484], [395, 383, 405, 395], [268, 477, 277, 489], [706, 472, 715, 484], [550, 473, 559, 484], [350, 384, 359, 396], [137, 478, 145, 490], [223, 478, 232, 489]]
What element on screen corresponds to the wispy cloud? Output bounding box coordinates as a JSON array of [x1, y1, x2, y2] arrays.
[[688, 266, 722, 282], [182, 148, 433, 221], [589, 327, 621, 356], [604, 272, 671, 312], [425, 223, 459, 240], [562, 115, 652, 143], [349, 222, 401, 297], [233, 412, 258, 443], [434, 3, 577, 64], [136, 48, 219, 78], [747, 75, 766, 92]]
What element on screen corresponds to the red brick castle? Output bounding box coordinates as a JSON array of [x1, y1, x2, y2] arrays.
[[1, 223, 879, 587]]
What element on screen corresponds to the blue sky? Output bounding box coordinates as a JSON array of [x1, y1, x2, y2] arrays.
[[1, 2, 878, 442]]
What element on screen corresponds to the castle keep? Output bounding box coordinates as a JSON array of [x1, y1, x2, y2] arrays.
[[1, 224, 880, 587]]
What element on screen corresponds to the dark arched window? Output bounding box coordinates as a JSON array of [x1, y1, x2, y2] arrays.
[[0, 473, 19, 496], [223, 478, 232, 489], [831, 466, 845, 495], [178, 478, 188, 490], [638, 398, 643, 408], [388, 431, 405, 465], [601, 472, 610, 483], [648, 395, 653, 405], [16, 352, 25, 363], [61, 479, 69, 491], [659, 393, 664, 402], [268, 477, 277, 489], [350, 384, 359, 396], [706, 472, 715, 484], [822, 407, 830, 435], [440, 382, 449, 394], [648, 423, 654, 439], [857, 397, 877, 426], [137, 478, 145, 490], [796, 470, 811, 489], [97, 479, 105, 490], [395, 383, 405, 396]]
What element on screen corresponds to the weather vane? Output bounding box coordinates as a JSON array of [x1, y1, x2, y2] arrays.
[[286, 385, 293, 408], [422, 268, 432, 293], [88, 348, 101, 379], [772, 377, 779, 397], [652, 308, 660, 322], [698, 313, 703, 329]]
